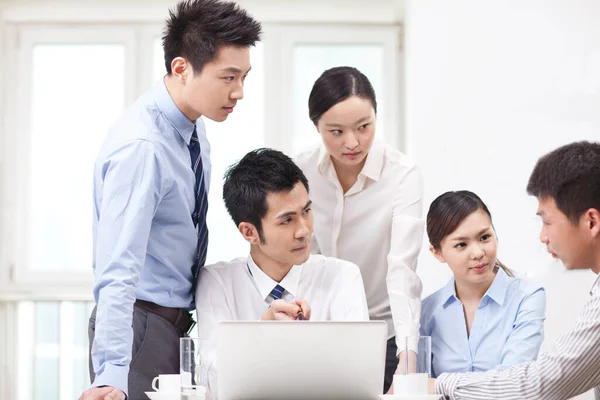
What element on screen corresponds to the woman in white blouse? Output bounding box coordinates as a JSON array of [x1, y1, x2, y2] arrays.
[[294, 66, 425, 392]]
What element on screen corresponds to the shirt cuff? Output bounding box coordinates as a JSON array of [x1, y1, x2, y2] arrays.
[[91, 363, 129, 398], [394, 326, 420, 355], [436, 373, 461, 400]]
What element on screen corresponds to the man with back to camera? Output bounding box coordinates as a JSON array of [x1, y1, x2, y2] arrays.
[[79, 1, 262, 399], [431, 141, 600, 399]]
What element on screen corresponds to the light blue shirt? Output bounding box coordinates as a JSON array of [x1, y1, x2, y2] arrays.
[[420, 267, 546, 378], [91, 79, 211, 395]]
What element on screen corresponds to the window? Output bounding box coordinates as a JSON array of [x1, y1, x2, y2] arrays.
[[152, 40, 266, 264], [8, 27, 136, 286], [263, 25, 402, 155], [201, 43, 267, 264], [3, 26, 136, 400], [291, 43, 386, 153], [29, 44, 125, 274], [17, 301, 95, 400]]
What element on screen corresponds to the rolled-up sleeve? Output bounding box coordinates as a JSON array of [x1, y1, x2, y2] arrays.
[[91, 140, 171, 395], [386, 165, 425, 350]]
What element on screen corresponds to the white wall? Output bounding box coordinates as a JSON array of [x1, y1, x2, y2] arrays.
[[406, 1, 600, 398]]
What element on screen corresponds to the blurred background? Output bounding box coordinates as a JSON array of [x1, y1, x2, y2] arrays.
[[0, 0, 598, 398]]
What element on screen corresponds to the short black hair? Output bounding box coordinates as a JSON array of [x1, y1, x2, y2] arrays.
[[223, 148, 310, 242], [308, 66, 377, 124], [527, 141, 600, 223], [162, 0, 262, 74]]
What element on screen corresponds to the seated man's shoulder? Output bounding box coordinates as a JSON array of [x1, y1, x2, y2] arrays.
[[201, 257, 247, 279], [195, 258, 248, 304]]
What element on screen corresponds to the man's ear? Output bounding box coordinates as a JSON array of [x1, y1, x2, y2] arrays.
[[429, 244, 446, 263], [238, 222, 261, 245], [170, 57, 191, 83], [583, 208, 600, 238]]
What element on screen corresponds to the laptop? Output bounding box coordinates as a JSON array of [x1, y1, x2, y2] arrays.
[[216, 320, 387, 400]]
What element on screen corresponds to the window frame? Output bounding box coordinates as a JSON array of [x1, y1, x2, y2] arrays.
[[263, 23, 403, 154], [2, 25, 140, 293]]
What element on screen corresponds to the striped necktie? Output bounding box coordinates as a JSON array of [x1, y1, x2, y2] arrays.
[[270, 284, 285, 300], [189, 127, 209, 283]]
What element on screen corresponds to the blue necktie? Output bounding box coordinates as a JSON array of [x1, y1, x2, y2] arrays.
[[189, 127, 209, 282], [270, 284, 285, 300]]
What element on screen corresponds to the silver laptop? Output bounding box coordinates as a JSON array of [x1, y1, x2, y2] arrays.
[[217, 320, 387, 400]]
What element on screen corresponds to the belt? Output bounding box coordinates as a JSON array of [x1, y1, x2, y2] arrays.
[[134, 299, 196, 334]]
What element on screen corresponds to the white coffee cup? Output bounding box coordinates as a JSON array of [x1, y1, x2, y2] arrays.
[[393, 372, 429, 396], [151, 374, 181, 393]]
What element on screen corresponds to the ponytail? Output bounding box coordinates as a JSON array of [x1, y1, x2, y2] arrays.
[[496, 259, 514, 277]]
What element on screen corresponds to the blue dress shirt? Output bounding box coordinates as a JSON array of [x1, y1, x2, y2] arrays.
[[91, 79, 211, 394], [420, 267, 546, 378]]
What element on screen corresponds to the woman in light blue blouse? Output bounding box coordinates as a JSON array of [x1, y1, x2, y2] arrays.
[[420, 190, 546, 378]]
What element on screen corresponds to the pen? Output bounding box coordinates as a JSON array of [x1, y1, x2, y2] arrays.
[[297, 304, 304, 320]]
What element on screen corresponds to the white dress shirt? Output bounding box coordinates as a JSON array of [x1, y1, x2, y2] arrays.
[[294, 140, 425, 349], [195, 253, 370, 396], [436, 275, 600, 400]]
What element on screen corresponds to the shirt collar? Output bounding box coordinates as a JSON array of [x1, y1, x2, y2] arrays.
[[153, 78, 196, 146], [483, 266, 511, 306], [441, 277, 459, 307], [359, 140, 385, 182], [247, 254, 302, 301], [317, 145, 332, 174], [441, 266, 510, 307], [317, 140, 385, 182]]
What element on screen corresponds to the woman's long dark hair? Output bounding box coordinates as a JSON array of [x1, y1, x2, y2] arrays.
[[426, 190, 513, 277]]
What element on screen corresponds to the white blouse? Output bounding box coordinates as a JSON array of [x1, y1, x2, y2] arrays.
[[294, 140, 425, 350]]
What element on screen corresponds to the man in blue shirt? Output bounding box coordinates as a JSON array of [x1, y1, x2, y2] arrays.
[[79, 1, 261, 399]]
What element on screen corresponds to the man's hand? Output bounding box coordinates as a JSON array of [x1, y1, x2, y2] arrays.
[[78, 386, 125, 400], [428, 378, 436, 394], [294, 299, 311, 320], [261, 299, 311, 320]]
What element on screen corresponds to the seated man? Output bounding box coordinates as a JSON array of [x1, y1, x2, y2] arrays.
[[195, 148, 369, 393]]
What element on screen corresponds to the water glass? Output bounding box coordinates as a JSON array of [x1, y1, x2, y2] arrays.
[[394, 336, 431, 395], [180, 337, 209, 394]]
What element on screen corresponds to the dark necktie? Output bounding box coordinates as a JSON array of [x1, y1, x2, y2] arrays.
[[189, 127, 209, 282], [270, 284, 285, 300]]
